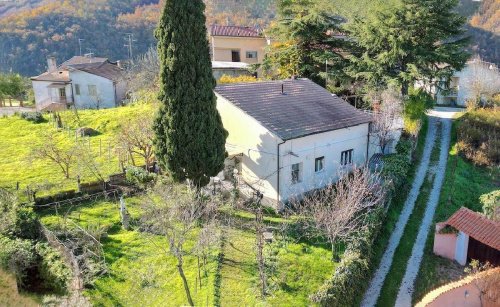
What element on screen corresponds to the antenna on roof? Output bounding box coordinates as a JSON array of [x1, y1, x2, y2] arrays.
[[78, 38, 84, 56], [281, 83, 285, 95]]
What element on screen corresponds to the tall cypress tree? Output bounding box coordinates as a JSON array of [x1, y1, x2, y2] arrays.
[[154, 0, 228, 188]]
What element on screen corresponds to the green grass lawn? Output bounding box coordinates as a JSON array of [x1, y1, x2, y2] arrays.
[[0, 269, 39, 307], [411, 117, 500, 304], [39, 197, 335, 306], [0, 103, 154, 197]]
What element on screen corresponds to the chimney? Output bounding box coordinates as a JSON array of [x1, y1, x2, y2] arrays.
[[47, 56, 57, 72], [116, 60, 123, 69], [281, 83, 285, 95]]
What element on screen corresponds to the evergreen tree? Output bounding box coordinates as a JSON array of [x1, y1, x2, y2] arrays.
[[154, 0, 228, 189], [347, 0, 470, 95], [263, 0, 347, 88]]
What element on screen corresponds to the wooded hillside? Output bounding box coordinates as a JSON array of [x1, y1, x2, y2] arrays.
[[0, 0, 497, 76]]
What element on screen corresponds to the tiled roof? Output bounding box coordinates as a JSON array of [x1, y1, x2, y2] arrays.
[[210, 25, 261, 37], [59, 56, 108, 68], [31, 70, 71, 82], [215, 79, 372, 140], [70, 62, 124, 82], [446, 207, 500, 250]]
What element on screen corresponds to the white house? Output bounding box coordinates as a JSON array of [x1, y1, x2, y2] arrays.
[[436, 58, 500, 106], [215, 79, 375, 207], [31, 55, 127, 111]]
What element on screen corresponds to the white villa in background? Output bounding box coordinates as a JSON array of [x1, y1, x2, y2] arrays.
[[31, 55, 127, 111], [436, 58, 500, 106], [215, 79, 381, 207]]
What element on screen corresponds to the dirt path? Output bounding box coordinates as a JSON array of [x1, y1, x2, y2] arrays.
[[395, 114, 452, 306], [361, 107, 461, 307], [360, 116, 438, 307]]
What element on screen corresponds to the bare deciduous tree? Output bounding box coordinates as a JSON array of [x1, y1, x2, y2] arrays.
[[297, 167, 386, 259], [370, 89, 403, 154], [31, 133, 79, 179], [127, 47, 160, 97], [117, 113, 155, 170], [141, 184, 219, 306]]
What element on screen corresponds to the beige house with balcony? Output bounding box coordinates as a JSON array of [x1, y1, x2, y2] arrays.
[[209, 25, 269, 66]]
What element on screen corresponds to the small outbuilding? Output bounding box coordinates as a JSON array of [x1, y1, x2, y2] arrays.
[[433, 207, 500, 266]]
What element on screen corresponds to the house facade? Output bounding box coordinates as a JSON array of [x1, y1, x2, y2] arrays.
[[436, 58, 500, 106], [215, 79, 374, 206], [209, 25, 268, 66], [31, 55, 127, 111]]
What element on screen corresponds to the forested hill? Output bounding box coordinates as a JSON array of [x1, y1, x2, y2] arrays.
[[0, 0, 497, 76], [0, 0, 275, 76]]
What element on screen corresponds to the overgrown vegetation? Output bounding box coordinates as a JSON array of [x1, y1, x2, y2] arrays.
[[456, 108, 499, 166]]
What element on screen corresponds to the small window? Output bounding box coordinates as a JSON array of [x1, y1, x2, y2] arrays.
[[315, 156, 324, 172], [75, 84, 81, 95], [291, 163, 302, 184], [231, 50, 241, 62], [246, 51, 258, 59], [58, 88, 66, 98], [341, 149, 353, 166], [88, 85, 97, 97]]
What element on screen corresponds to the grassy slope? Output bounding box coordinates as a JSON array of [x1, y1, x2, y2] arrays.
[[39, 198, 334, 306], [412, 115, 500, 303], [0, 269, 39, 307], [0, 103, 154, 196]]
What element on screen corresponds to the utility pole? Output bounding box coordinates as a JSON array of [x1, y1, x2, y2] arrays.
[[78, 38, 84, 56], [124, 33, 137, 60]]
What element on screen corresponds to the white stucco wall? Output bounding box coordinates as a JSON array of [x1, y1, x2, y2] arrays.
[[32, 80, 73, 110], [217, 93, 371, 206], [216, 93, 280, 202], [278, 123, 370, 203], [436, 61, 500, 106], [455, 231, 469, 266], [70, 71, 117, 109]]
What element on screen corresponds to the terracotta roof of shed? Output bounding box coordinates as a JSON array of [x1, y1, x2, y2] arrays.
[[215, 79, 372, 140], [210, 25, 262, 37], [446, 207, 500, 250]]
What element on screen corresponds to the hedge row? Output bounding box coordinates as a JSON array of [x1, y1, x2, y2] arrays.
[[310, 209, 384, 306]]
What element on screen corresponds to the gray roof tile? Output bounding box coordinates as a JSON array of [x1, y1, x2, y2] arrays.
[[215, 79, 372, 140]]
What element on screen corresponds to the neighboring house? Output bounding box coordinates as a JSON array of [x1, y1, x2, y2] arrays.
[[212, 61, 253, 81], [416, 267, 500, 307], [433, 207, 500, 266], [31, 55, 127, 111], [435, 58, 500, 106], [209, 25, 269, 66], [215, 78, 374, 207]]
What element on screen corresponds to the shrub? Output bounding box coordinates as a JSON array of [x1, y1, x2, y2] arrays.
[[457, 109, 499, 166], [218, 74, 259, 84], [0, 235, 35, 286], [126, 166, 156, 186], [480, 190, 500, 221], [35, 243, 72, 293], [403, 88, 434, 137], [382, 154, 411, 189], [20, 112, 45, 123], [0, 189, 37, 240], [395, 138, 413, 157]]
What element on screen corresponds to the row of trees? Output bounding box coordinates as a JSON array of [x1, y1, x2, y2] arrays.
[[264, 0, 470, 98]]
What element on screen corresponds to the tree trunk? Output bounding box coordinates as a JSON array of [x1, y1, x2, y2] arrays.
[[177, 257, 194, 306], [401, 82, 409, 97]]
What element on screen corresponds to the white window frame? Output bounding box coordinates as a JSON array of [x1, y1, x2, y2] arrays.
[[341, 149, 353, 166], [315, 156, 324, 173]]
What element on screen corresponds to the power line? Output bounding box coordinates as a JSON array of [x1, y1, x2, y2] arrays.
[[124, 33, 137, 60]]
